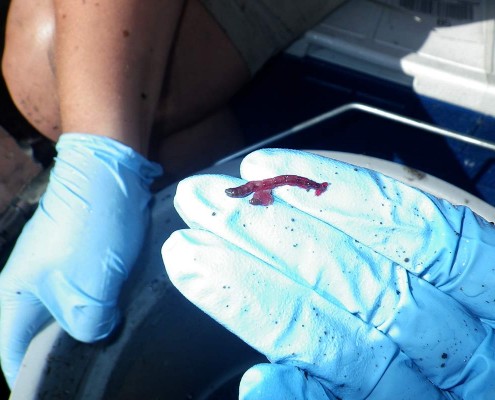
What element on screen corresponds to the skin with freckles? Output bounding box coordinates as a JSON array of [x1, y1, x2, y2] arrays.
[[2, 0, 250, 173]]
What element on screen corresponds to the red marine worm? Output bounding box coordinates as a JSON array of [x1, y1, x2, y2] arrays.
[[225, 175, 329, 206]]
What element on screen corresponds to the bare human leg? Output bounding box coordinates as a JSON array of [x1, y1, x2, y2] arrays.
[[2, 0, 250, 173]]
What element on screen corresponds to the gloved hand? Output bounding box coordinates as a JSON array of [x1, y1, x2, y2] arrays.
[[162, 149, 495, 399], [0, 133, 162, 388]]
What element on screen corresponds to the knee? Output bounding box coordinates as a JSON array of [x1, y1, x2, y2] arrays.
[[3, 0, 55, 84], [2, 0, 60, 140]]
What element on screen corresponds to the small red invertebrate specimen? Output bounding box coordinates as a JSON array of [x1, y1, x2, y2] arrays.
[[225, 175, 329, 206]]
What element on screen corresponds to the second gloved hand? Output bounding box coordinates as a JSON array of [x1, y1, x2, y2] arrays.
[[162, 149, 495, 399], [0, 133, 162, 388]]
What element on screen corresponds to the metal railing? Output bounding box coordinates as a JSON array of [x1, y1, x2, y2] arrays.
[[216, 102, 495, 165]]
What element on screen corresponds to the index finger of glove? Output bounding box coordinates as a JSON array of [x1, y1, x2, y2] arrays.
[[239, 149, 495, 322]]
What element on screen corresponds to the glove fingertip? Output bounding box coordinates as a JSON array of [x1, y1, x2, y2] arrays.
[[174, 174, 230, 218], [4, 367, 17, 390], [239, 149, 327, 181], [1, 352, 20, 389], [162, 229, 222, 300], [241, 148, 282, 165], [239, 149, 287, 178], [62, 305, 121, 343], [162, 230, 193, 279], [239, 363, 332, 400], [0, 298, 53, 389]]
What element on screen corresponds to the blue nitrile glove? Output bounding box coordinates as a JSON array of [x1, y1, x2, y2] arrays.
[[162, 149, 495, 399], [0, 133, 162, 388]]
